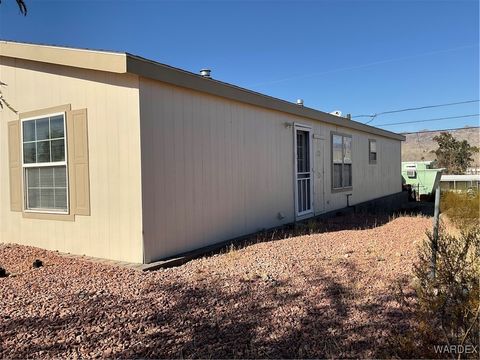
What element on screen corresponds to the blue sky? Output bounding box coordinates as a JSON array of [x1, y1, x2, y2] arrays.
[[0, 0, 478, 133]]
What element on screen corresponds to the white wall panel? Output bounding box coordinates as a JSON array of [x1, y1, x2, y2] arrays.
[[139, 78, 402, 262]]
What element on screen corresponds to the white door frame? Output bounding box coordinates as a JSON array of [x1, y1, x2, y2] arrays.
[[294, 123, 314, 218], [313, 134, 326, 215]]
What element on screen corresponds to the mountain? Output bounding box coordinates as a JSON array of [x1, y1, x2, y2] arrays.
[[401, 126, 480, 166]]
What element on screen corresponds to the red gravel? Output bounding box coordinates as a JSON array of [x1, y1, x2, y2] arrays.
[[0, 215, 431, 359]]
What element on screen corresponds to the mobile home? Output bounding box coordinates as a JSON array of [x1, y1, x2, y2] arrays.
[[0, 41, 405, 264], [440, 174, 480, 192], [402, 161, 444, 197]]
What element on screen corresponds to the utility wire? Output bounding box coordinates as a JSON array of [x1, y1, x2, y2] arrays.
[[352, 99, 480, 124], [401, 126, 479, 135], [249, 44, 478, 88], [376, 114, 480, 127]]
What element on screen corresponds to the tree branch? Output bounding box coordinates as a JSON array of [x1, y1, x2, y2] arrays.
[[0, 0, 27, 15]]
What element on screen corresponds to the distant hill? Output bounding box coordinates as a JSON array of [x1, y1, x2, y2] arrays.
[[401, 126, 480, 166]]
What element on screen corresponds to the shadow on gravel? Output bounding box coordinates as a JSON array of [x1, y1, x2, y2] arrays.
[[0, 260, 416, 358], [1, 211, 426, 358], [108, 261, 414, 358]]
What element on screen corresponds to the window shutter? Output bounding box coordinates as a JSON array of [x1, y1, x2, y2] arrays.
[[8, 121, 22, 212], [67, 109, 90, 216]]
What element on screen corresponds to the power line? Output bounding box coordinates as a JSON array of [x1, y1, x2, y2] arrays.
[[401, 126, 480, 135], [376, 114, 480, 127], [355, 99, 479, 118], [249, 44, 478, 88], [351, 99, 480, 124]]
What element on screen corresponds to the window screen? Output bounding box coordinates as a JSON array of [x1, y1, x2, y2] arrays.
[[22, 114, 68, 213], [332, 134, 352, 189], [369, 140, 377, 163], [297, 130, 310, 173]]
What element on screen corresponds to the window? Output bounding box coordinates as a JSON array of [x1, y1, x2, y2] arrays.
[[332, 133, 352, 190], [369, 139, 377, 164], [297, 130, 310, 174], [406, 165, 417, 179], [22, 113, 68, 213]]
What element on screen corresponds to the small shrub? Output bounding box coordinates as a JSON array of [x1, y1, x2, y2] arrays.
[[440, 191, 479, 229], [400, 226, 480, 358]]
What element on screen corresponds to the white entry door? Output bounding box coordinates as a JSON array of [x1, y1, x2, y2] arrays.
[[294, 125, 313, 217]]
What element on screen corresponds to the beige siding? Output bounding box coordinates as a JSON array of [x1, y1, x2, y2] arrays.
[[319, 125, 402, 212], [0, 55, 401, 265], [0, 57, 143, 263], [140, 78, 294, 261], [139, 78, 402, 262]]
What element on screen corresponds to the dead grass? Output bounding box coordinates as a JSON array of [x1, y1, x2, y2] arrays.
[[441, 191, 479, 230]]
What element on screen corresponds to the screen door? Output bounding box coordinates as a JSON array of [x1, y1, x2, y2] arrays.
[[295, 126, 313, 216]]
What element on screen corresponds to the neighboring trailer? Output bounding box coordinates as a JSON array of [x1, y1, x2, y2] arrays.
[[0, 41, 405, 264], [402, 161, 443, 197], [440, 174, 480, 192]]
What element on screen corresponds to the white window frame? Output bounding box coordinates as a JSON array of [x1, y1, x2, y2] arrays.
[[331, 132, 353, 191], [20, 112, 69, 214], [294, 123, 314, 217], [368, 139, 377, 164]]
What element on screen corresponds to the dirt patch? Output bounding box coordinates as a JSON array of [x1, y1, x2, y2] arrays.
[[0, 215, 431, 358]]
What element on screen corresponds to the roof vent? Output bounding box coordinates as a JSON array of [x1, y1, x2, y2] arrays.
[[296, 99, 304, 106], [200, 69, 211, 78]]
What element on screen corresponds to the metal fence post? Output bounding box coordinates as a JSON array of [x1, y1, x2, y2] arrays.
[[431, 183, 441, 278]]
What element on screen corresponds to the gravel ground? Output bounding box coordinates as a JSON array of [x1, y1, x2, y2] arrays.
[[0, 215, 431, 359]]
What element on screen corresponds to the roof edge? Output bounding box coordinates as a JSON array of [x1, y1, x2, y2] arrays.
[[126, 54, 405, 141], [0, 40, 127, 73], [0, 40, 405, 141]]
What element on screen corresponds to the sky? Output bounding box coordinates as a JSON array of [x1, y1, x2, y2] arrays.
[[0, 0, 478, 133]]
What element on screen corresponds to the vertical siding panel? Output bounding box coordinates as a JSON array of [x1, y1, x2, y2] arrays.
[[155, 85, 168, 255], [202, 95, 212, 245], [216, 101, 225, 238], [139, 80, 154, 261], [216, 99, 225, 239], [106, 72, 121, 260], [240, 105, 248, 233], [191, 94, 204, 245], [231, 102, 242, 235], [212, 98, 222, 241], [164, 87, 176, 256], [183, 91, 194, 249], [224, 102, 233, 237], [243, 106, 252, 230], [173, 90, 183, 249], [151, 83, 169, 257], [214, 99, 223, 240], [219, 100, 229, 238], [210, 100, 220, 241], [260, 109, 268, 228], [265, 113, 271, 221], [273, 113, 282, 221]]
